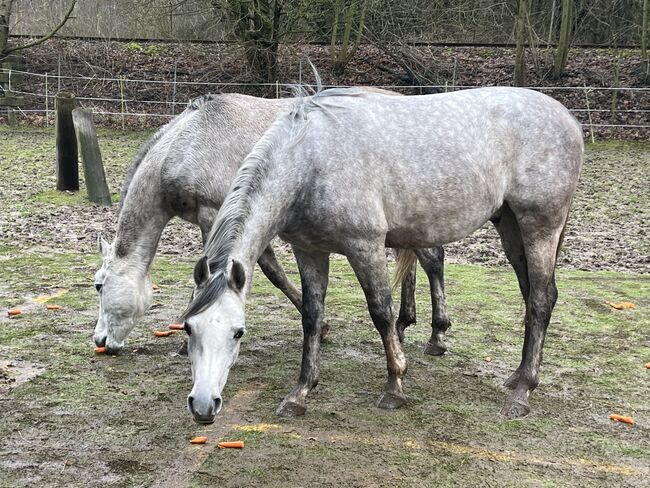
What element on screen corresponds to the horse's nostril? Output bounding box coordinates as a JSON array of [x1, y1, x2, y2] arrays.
[[95, 283, 103, 292], [213, 397, 222, 414], [188, 396, 195, 413]]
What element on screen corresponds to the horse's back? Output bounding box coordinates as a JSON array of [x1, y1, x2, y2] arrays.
[[122, 94, 292, 219], [283, 87, 583, 248]]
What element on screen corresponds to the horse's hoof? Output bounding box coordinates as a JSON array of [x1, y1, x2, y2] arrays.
[[376, 391, 407, 410], [176, 340, 188, 357], [500, 393, 530, 419], [396, 321, 413, 343], [503, 370, 521, 389], [423, 340, 447, 356], [319, 322, 331, 341], [276, 399, 307, 417]]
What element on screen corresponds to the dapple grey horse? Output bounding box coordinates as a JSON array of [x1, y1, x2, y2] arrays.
[[181, 86, 583, 424], [93, 93, 450, 354]]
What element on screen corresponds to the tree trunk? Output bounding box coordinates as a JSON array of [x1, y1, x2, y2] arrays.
[[0, 0, 13, 57], [551, 0, 572, 79], [55, 92, 79, 191], [514, 0, 529, 86], [73, 108, 111, 205]]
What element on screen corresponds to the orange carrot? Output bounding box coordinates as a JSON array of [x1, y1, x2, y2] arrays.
[[645, 362, 650, 369], [94, 346, 106, 354], [46, 304, 63, 310], [609, 414, 635, 425], [153, 330, 176, 337], [190, 436, 208, 444], [605, 301, 636, 310], [168, 323, 185, 330], [218, 441, 244, 449], [7, 308, 21, 316]]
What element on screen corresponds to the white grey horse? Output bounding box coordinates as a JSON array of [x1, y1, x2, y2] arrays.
[[93, 93, 450, 354], [181, 86, 583, 424]]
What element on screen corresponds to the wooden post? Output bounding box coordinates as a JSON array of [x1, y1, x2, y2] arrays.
[[55, 92, 79, 191], [72, 108, 111, 206]]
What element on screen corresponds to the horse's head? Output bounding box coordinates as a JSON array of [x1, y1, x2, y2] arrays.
[[183, 256, 246, 424], [94, 235, 153, 354]]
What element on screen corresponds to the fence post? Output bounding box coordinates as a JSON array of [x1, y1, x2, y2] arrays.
[[72, 108, 112, 206], [55, 92, 79, 191]]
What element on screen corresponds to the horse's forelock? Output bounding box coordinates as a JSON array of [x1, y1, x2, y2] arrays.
[[180, 271, 229, 321]]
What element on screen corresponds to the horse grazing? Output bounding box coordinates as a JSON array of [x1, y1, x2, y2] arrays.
[[181, 86, 583, 424], [93, 93, 450, 354]]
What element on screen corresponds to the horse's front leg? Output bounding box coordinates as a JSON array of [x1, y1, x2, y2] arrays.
[[276, 248, 329, 417], [348, 243, 408, 409], [416, 247, 452, 355]]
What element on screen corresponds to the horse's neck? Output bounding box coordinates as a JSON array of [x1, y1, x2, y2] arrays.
[[211, 140, 301, 289], [113, 193, 172, 275]]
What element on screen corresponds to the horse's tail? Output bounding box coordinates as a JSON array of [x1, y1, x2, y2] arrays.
[[393, 249, 417, 291]]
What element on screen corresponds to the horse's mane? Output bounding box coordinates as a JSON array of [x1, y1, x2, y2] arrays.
[[180, 112, 284, 320], [181, 68, 388, 319], [118, 95, 221, 211]]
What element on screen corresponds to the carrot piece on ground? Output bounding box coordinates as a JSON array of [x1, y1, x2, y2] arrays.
[[609, 414, 635, 425], [218, 441, 244, 449], [645, 362, 650, 369], [153, 330, 176, 337], [605, 301, 636, 310], [46, 304, 63, 310], [94, 346, 106, 354], [152, 284, 160, 290], [168, 323, 185, 330], [190, 436, 208, 444], [7, 309, 21, 316]]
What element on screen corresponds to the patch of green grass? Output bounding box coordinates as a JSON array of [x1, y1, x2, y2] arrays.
[[33, 189, 121, 206]]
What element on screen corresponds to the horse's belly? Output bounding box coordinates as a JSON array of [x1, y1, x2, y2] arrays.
[[384, 213, 491, 248]]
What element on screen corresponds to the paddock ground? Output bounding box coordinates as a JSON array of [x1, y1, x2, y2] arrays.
[[0, 127, 648, 487]]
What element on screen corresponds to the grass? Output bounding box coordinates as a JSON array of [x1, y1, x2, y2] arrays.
[[0, 126, 649, 487]]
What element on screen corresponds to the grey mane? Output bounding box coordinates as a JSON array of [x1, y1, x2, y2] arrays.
[[118, 95, 221, 211], [181, 80, 390, 320], [180, 116, 283, 320]]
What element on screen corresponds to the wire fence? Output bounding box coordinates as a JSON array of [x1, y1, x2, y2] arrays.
[[2, 67, 650, 139]]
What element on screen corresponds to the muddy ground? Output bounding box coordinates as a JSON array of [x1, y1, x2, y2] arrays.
[[0, 127, 649, 487]]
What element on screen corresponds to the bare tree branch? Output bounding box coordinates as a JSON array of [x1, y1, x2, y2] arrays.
[[4, 0, 77, 55]]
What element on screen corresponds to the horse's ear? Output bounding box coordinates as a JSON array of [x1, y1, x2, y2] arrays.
[[228, 260, 246, 293], [97, 234, 112, 257], [193, 256, 210, 286]]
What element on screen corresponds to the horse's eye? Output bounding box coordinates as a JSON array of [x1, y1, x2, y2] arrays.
[[234, 329, 245, 340], [185, 323, 192, 336]]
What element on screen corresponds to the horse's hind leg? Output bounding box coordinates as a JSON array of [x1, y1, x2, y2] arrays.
[[416, 247, 451, 356], [491, 205, 530, 305], [347, 244, 408, 410], [498, 209, 565, 418], [395, 249, 417, 342], [276, 248, 329, 417]]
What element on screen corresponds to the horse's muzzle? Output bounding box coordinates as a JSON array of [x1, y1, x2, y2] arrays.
[[188, 395, 221, 424]]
